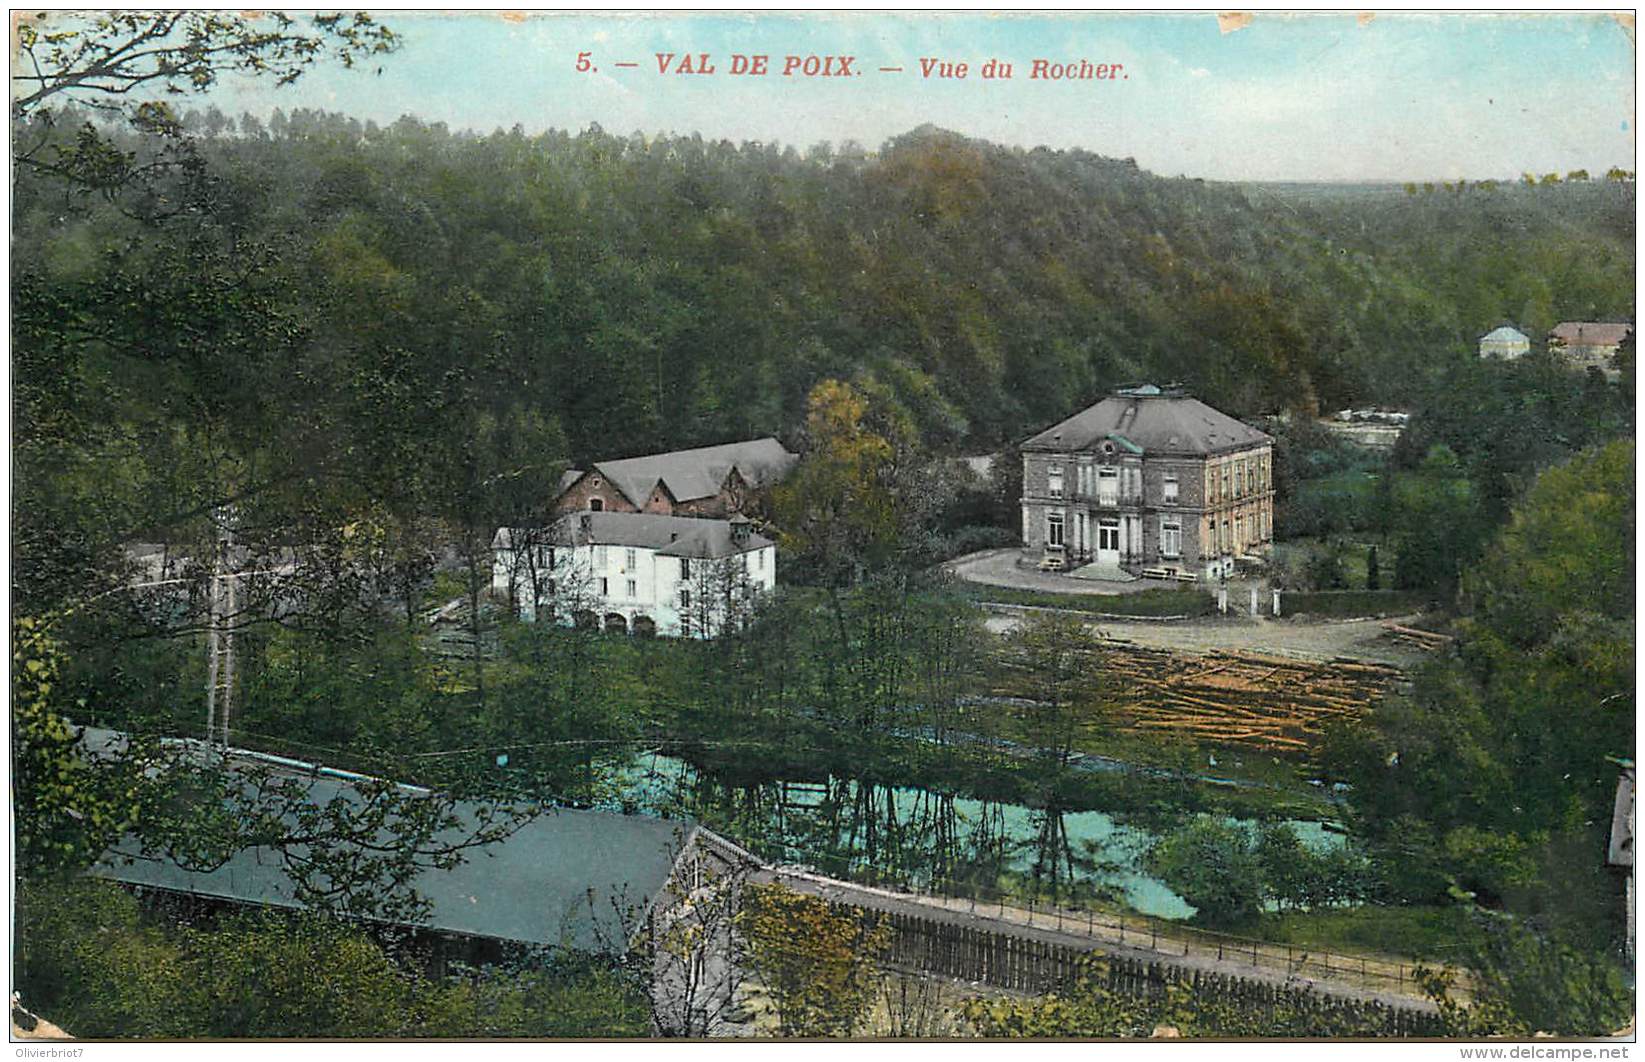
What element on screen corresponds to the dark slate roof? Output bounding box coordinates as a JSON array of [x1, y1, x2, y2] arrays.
[[591, 438, 796, 508], [1021, 388, 1271, 457], [498, 512, 771, 559], [90, 769, 694, 953]]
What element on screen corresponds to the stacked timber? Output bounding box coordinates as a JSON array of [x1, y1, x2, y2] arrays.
[[1097, 646, 1402, 755]]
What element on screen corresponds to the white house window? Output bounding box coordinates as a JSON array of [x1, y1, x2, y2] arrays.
[[1161, 518, 1182, 558], [1222, 467, 1231, 498], [1097, 467, 1118, 506], [626, 579, 637, 598], [1046, 511, 1065, 548], [1048, 465, 1064, 499], [680, 558, 692, 579], [599, 577, 609, 597], [1235, 466, 1244, 496], [593, 545, 608, 568], [756, 550, 765, 571], [625, 548, 637, 570], [1163, 473, 1179, 504], [679, 587, 692, 610], [1098, 519, 1120, 552]]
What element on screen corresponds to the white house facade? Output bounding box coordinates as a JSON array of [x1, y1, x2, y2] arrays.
[[492, 511, 776, 638]]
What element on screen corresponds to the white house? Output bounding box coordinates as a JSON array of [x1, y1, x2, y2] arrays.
[[1478, 325, 1531, 360], [492, 511, 776, 638]]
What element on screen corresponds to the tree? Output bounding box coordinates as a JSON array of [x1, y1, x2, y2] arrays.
[[772, 379, 905, 585], [994, 611, 1112, 769], [739, 882, 891, 1037], [12, 12, 397, 119], [599, 848, 754, 1037], [1365, 543, 1381, 590], [1146, 816, 1265, 926], [1419, 912, 1632, 1037], [15, 878, 648, 1038]]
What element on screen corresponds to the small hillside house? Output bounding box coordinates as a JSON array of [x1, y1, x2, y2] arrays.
[[1549, 321, 1632, 376], [554, 437, 797, 519], [1478, 325, 1532, 360], [1020, 385, 1274, 580], [493, 511, 776, 638]]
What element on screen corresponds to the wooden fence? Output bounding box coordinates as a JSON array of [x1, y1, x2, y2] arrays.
[[874, 906, 1444, 1037]]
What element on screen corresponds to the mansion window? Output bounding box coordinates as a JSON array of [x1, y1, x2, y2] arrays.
[[680, 558, 692, 579], [1048, 465, 1064, 499], [679, 588, 692, 610], [626, 579, 637, 598], [1163, 473, 1179, 504], [756, 550, 765, 570], [1097, 467, 1118, 506], [1046, 511, 1065, 548], [589, 498, 603, 511], [593, 545, 608, 568], [1235, 466, 1244, 496], [625, 548, 637, 570], [599, 577, 609, 597], [1097, 519, 1120, 552], [1160, 518, 1182, 558]]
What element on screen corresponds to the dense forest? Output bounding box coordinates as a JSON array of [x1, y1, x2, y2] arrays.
[[12, 105, 1635, 621]]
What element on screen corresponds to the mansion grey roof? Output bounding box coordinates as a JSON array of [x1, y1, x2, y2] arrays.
[[588, 437, 796, 508], [1022, 387, 1271, 457], [89, 760, 695, 953], [496, 512, 772, 560]]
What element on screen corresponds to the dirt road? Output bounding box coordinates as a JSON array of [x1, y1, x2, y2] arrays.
[[983, 608, 1422, 668]]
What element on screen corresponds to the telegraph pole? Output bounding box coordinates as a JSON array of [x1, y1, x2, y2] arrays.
[[204, 510, 237, 748]]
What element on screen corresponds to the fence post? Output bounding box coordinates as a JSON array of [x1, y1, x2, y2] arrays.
[[1118, 915, 1124, 945], [1088, 908, 1094, 937], [1151, 923, 1157, 950]]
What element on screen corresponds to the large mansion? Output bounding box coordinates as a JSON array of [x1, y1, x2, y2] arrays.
[[1020, 385, 1274, 580]]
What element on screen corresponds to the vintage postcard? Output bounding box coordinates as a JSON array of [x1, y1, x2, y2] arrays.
[[8, 8, 1636, 1047]]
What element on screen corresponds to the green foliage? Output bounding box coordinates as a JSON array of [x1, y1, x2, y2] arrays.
[[1419, 913, 1632, 1037], [14, 879, 647, 1038], [964, 955, 1434, 1037], [1148, 817, 1370, 925], [11, 617, 142, 880], [741, 882, 891, 1037]]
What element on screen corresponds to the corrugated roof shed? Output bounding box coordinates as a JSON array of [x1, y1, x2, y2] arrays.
[[1021, 388, 1270, 456], [92, 774, 695, 954]]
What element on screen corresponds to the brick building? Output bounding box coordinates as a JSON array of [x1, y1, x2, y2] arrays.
[[553, 437, 797, 519], [1549, 321, 1632, 377], [1019, 385, 1274, 580]]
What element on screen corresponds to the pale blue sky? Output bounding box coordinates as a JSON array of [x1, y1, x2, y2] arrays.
[[114, 11, 1643, 181]]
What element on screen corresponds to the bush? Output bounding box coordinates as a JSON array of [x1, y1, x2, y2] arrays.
[[1281, 589, 1430, 618]]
